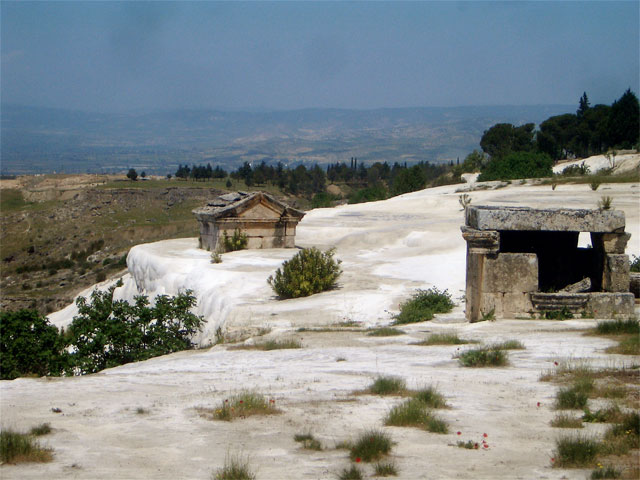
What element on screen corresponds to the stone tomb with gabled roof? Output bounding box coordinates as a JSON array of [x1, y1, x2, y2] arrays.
[[461, 205, 634, 321], [193, 191, 305, 252]]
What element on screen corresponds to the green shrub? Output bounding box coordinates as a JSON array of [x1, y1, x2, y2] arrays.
[[222, 229, 248, 252], [630, 255, 640, 273], [478, 151, 553, 181], [0, 430, 53, 464], [213, 453, 255, 480], [393, 288, 455, 325], [368, 376, 407, 395], [456, 347, 507, 367], [384, 398, 448, 433], [268, 247, 342, 299], [311, 192, 341, 208], [553, 434, 599, 468], [348, 184, 388, 204], [561, 162, 591, 176], [349, 429, 392, 462], [0, 309, 68, 380]]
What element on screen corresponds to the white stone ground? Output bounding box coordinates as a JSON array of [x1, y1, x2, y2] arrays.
[[3, 155, 639, 479]]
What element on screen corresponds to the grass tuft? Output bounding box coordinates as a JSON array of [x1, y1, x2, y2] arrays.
[[212, 453, 255, 480], [456, 346, 508, 367], [555, 378, 593, 410], [582, 404, 624, 424], [490, 339, 525, 350], [349, 429, 393, 462], [0, 430, 53, 464], [367, 327, 405, 337], [393, 288, 455, 325], [412, 386, 447, 408], [590, 466, 621, 479], [595, 318, 639, 335], [294, 432, 323, 451], [374, 461, 398, 476], [605, 335, 639, 355], [553, 434, 599, 468], [384, 398, 448, 433], [550, 413, 584, 428], [338, 464, 364, 480], [415, 332, 475, 346], [29, 423, 52, 436], [210, 391, 279, 421], [230, 338, 302, 350], [368, 376, 407, 396]]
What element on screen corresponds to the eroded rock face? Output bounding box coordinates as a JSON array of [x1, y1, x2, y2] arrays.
[[462, 206, 633, 321]]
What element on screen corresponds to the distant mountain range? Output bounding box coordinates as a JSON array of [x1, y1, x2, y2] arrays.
[[1, 104, 573, 175]]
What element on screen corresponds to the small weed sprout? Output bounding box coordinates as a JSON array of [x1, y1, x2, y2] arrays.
[[480, 308, 496, 322], [590, 179, 601, 191], [213, 453, 256, 480], [211, 251, 223, 264], [393, 288, 455, 325], [135, 407, 149, 415], [598, 196, 613, 211], [458, 194, 472, 210], [349, 429, 392, 462]]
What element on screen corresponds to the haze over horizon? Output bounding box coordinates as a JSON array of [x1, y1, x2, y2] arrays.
[[2, 1, 638, 114]]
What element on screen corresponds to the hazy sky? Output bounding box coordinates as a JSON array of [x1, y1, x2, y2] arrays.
[[1, 1, 638, 113]]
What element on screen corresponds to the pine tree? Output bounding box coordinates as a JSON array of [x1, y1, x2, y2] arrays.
[[577, 92, 590, 118]]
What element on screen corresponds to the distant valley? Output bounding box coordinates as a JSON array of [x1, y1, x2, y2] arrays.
[[1, 104, 573, 175]]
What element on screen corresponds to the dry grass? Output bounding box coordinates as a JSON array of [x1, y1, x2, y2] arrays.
[[228, 338, 302, 351], [0, 430, 53, 464], [551, 413, 584, 428], [198, 391, 280, 421], [413, 331, 477, 346]]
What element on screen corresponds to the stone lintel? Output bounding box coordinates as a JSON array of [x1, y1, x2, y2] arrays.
[[461, 226, 499, 254], [466, 206, 625, 233]]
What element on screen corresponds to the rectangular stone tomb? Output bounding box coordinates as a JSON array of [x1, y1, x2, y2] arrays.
[[193, 191, 305, 251], [461, 206, 634, 321]]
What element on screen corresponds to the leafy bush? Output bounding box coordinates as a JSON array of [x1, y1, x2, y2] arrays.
[[561, 162, 591, 176], [0, 309, 67, 380], [0, 430, 52, 464], [349, 429, 392, 462], [311, 192, 341, 208], [393, 288, 455, 325], [478, 151, 553, 181], [268, 247, 342, 299], [222, 229, 248, 252], [68, 281, 204, 374], [348, 184, 388, 204]]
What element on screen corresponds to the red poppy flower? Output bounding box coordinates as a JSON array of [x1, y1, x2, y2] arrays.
[[537, 402, 541, 407], [483, 433, 488, 438], [474, 443, 479, 449], [355, 457, 361, 463], [551, 458, 555, 463], [483, 444, 489, 448], [554, 361, 558, 366], [457, 431, 461, 435]]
